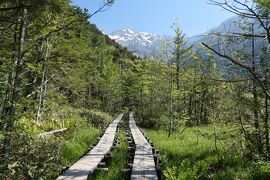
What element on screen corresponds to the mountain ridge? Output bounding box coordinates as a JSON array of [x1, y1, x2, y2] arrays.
[[108, 16, 264, 59], [109, 28, 173, 58]]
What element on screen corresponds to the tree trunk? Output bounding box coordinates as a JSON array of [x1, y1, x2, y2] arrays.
[[149, 91, 153, 118], [168, 67, 173, 138], [140, 84, 144, 119], [2, 4, 27, 162], [264, 73, 270, 158], [0, 17, 19, 131], [188, 92, 193, 119], [176, 60, 180, 90], [251, 24, 263, 154], [200, 91, 206, 125], [36, 38, 50, 123]]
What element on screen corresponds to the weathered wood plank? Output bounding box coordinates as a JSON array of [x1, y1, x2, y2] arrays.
[[129, 112, 158, 180], [57, 113, 123, 180], [38, 128, 68, 137]]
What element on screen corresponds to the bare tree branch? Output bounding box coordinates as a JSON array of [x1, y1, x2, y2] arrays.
[[26, 74, 55, 98], [0, 6, 22, 12], [87, 1, 113, 19], [209, 0, 270, 19], [232, 32, 267, 38], [202, 42, 270, 98], [207, 78, 250, 83]]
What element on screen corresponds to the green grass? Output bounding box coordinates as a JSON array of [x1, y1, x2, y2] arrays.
[[89, 127, 128, 180], [60, 126, 100, 166], [59, 110, 113, 167], [144, 124, 270, 179]]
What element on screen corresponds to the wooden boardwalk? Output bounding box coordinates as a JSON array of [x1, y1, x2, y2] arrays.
[[57, 113, 123, 180], [129, 112, 158, 180]]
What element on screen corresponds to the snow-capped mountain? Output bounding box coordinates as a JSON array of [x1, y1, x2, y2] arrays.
[[109, 29, 173, 59], [109, 16, 266, 59]]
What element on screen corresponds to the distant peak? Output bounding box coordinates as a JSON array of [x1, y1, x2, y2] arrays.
[[122, 28, 135, 33]]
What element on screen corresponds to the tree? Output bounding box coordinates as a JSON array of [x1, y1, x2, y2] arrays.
[[0, 0, 79, 166], [171, 21, 192, 91], [256, 0, 270, 9], [203, 0, 270, 158]]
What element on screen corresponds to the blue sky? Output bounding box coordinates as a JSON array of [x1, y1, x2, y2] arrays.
[[71, 0, 234, 37]]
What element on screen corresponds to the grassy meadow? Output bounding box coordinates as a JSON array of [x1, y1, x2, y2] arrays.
[[145, 124, 270, 179], [60, 126, 100, 166]]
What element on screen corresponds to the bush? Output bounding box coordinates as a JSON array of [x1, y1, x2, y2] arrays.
[[79, 109, 112, 128], [0, 133, 64, 179], [14, 118, 40, 135]]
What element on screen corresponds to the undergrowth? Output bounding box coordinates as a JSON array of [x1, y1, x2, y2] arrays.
[[1, 108, 112, 179], [145, 124, 270, 179], [60, 126, 100, 166]]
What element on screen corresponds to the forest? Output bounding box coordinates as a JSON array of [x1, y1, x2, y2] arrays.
[[1, 0, 270, 179]]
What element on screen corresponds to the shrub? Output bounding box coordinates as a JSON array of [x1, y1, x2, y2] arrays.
[[0, 133, 64, 179]]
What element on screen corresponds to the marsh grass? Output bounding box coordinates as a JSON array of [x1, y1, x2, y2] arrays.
[[60, 127, 100, 166], [60, 110, 113, 167], [145, 124, 270, 179]]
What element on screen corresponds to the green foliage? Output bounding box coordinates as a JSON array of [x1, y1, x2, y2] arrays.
[[14, 118, 40, 135], [80, 109, 113, 128], [1, 0, 270, 178], [256, 0, 270, 9], [0, 133, 64, 179], [145, 125, 270, 179], [60, 126, 100, 166]]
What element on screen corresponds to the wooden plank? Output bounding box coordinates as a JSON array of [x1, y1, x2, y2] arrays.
[[38, 128, 68, 137], [57, 113, 123, 180], [129, 112, 158, 180]]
